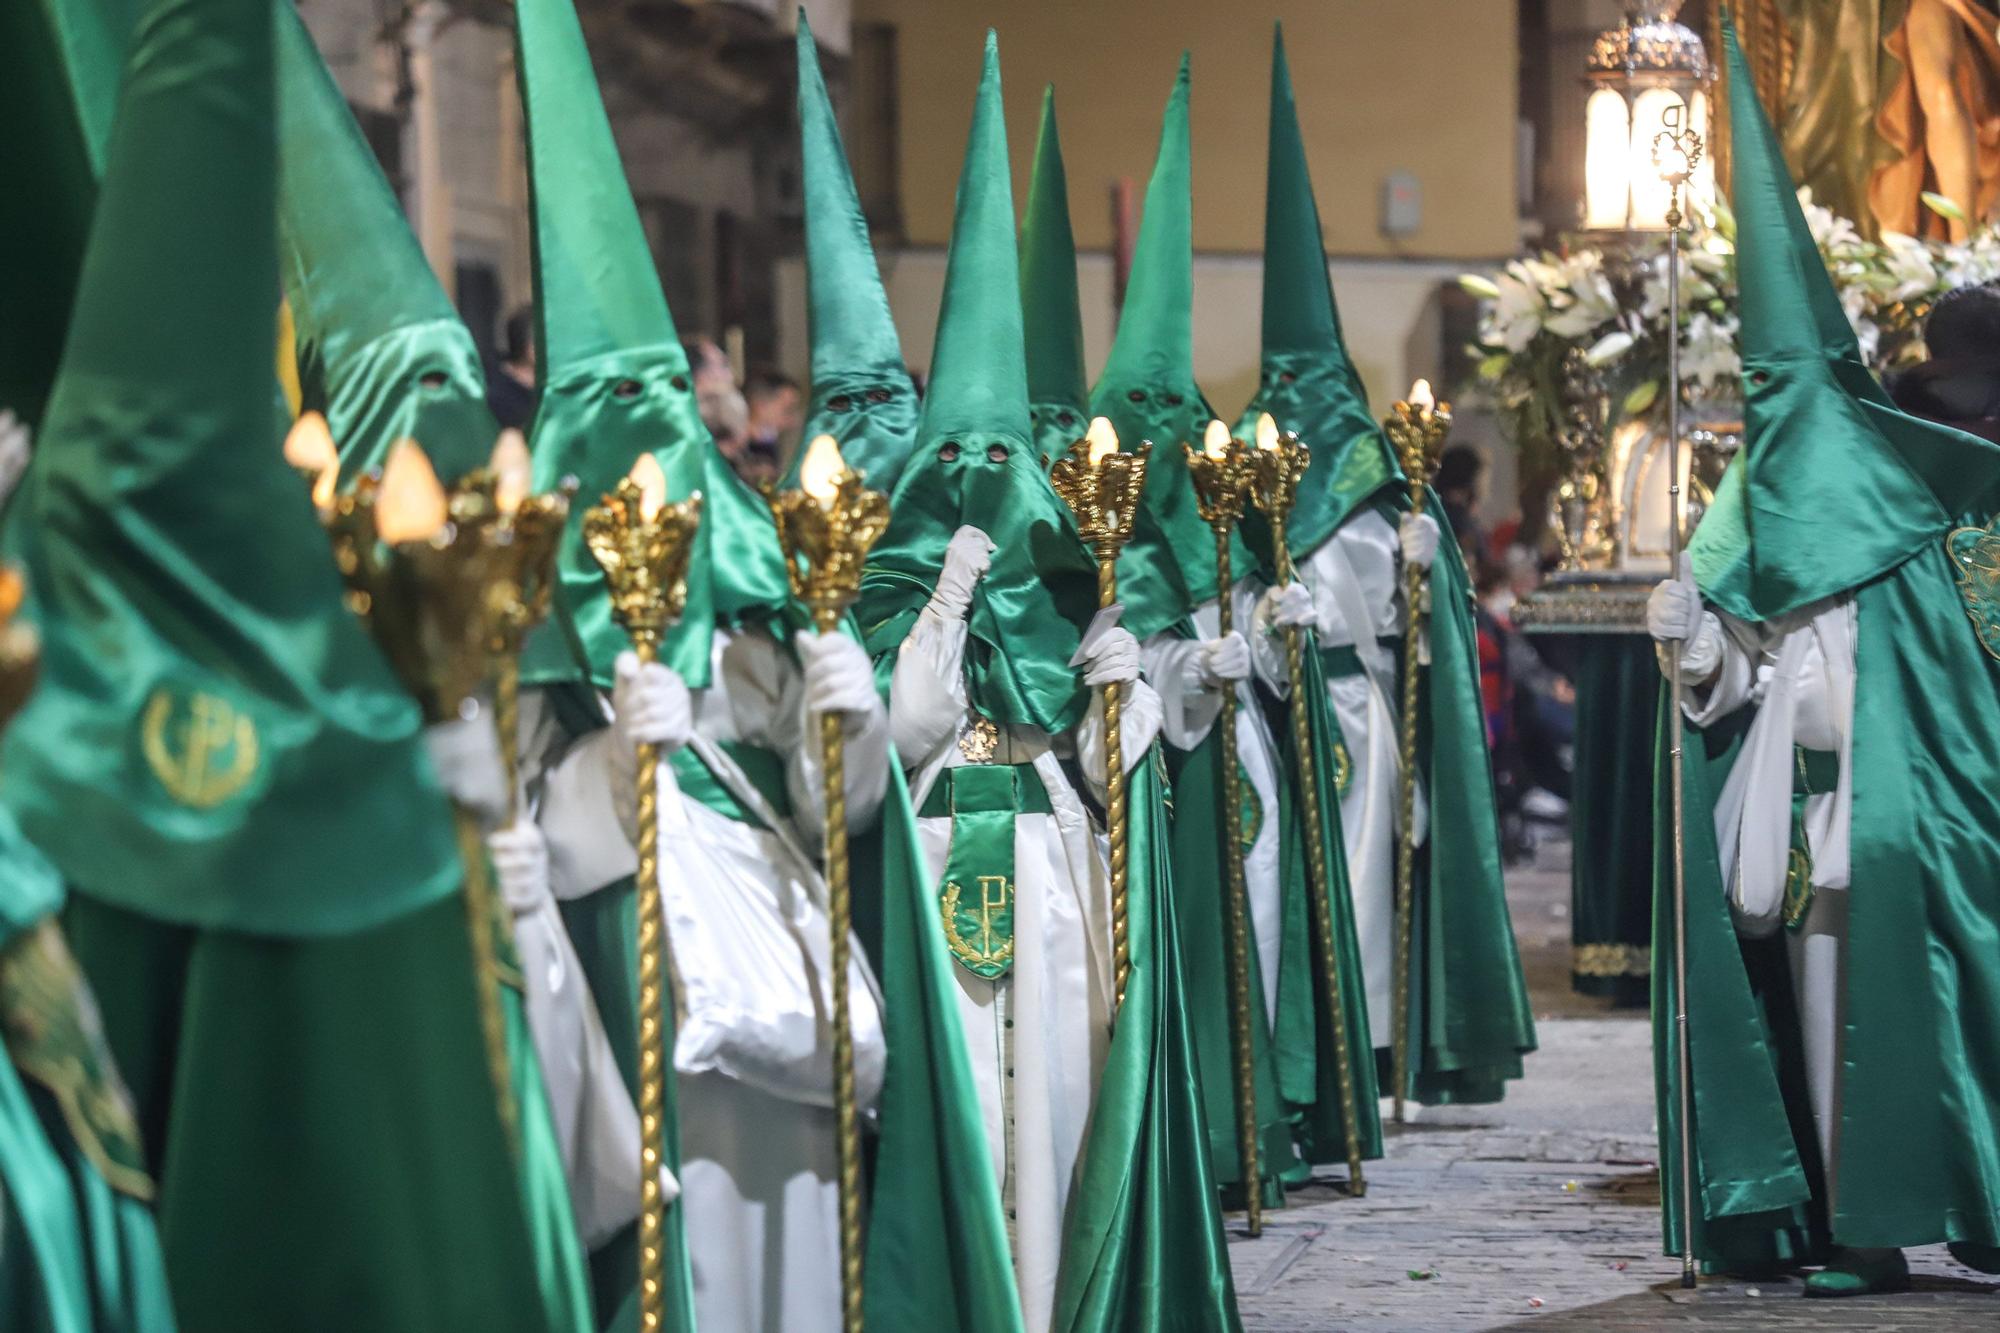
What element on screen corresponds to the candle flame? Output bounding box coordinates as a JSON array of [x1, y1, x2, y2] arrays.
[[800, 434, 846, 506], [490, 429, 531, 515], [628, 452, 668, 522], [1255, 412, 1279, 452], [1409, 379, 1435, 412], [1203, 418, 1232, 460], [376, 439, 448, 543], [283, 411, 339, 510], [1085, 415, 1119, 466]]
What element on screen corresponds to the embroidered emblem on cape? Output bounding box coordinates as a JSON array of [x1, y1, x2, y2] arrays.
[[1781, 848, 1814, 932], [1332, 741, 1353, 797], [1947, 524, 2000, 663], [942, 875, 1014, 979], [958, 717, 1000, 764], [1237, 761, 1264, 857], [0, 922, 154, 1201], [142, 686, 258, 808]]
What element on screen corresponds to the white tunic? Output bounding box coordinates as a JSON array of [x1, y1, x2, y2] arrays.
[[1680, 596, 1856, 1185], [1249, 511, 1426, 1052], [529, 626, 891, 1333], [1141, 579, 1286, 1027], [888, 605, 1162, 1333]]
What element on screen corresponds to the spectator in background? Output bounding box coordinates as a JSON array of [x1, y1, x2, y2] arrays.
[[1435, 442, 1489, 565], [743, 367, 803, 480], [1889, 281, 2000, 442], [682, 336, 756, 482], [487, 305, 537, 430]]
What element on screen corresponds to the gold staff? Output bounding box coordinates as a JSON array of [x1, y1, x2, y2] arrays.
[[584, 455, 703, 1333], [1185, 419, 1264, 1236], [483, 429, 574, 821], [768, 435, 891, 1333], [304, 429, 522, 1143], [1381, 382, 1450, 1125], [1050, 416, 1151, 1010], [1245, 413, 1365, 1197], [1653, 99, 1705, 1293]]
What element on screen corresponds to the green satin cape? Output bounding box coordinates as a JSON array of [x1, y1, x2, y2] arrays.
[[788, 12, 921, 494], [1050, 756, 1242, 1332], [275, 1, 496, 486], [2, 0, 462, 939]]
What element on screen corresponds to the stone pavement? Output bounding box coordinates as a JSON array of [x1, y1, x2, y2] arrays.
[[1226, 841, 2000, 1331]]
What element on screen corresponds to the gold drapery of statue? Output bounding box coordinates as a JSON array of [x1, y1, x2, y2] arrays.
[[1711, 0, 1999, 239]]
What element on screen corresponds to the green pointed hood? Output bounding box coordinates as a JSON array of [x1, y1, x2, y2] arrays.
[[1235, 23, 1400, 568], [515, 0, 789, 690], [1689, 21, 2000, 621], [862, 32, 1096, 734], [2, 0, 460, 938], [0, 0, 132, 430], [276, 2, 494, 486], [1020, 86, 1090, 464], [1087, 54, 1229, 637], [788, 9, 920, 493]]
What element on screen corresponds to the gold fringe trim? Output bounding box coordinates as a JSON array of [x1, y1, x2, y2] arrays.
[[1572, 942, 1651, 978]]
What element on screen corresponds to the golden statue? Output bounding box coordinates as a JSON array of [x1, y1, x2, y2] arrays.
[[1726, 0, 1999, 239]]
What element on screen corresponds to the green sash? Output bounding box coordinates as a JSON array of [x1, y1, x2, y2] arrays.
[[921, 764, 1050, 981]]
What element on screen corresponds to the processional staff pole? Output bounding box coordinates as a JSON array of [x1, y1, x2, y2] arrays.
[[1186, 419, 1263, 1237], [584, 457, 703, 1333], [1050, 416, 1151, 1012], [1653, 101, 1705, 1292], [768, 434, 892, 1333], [1247, 414, 1366, 1198]]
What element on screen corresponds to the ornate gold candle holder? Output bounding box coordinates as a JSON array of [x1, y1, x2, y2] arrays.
[[1245, 412, 1365, 1197], [1186, 420, 1264, 1235], [1381, 381, 1450, 1127], [767, 434, 889, 1333], [1049, 416, 1150, 1011], [582, 454, 701, 1333], [483, 430, 574, 823]]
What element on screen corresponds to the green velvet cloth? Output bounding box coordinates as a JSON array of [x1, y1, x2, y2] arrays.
[[786, 13, 921, 494], [1566, 635, 1656, 1003], [1087, 55, 1247, 641], [1050, 757, 1242, 1332], [2, 0, 462, 940], [61, 890, 578, 1332], [859, 33, 1098, 737], [513, 0, 790, 693], [1019, 88, 1091, 467], [275, 1, 494, 485]]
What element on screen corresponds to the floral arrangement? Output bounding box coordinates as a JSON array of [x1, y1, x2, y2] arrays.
[[1462, 191, 2000, 479]]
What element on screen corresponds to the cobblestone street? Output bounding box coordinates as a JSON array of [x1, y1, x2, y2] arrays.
[[1227, 841, 2000, 1330]]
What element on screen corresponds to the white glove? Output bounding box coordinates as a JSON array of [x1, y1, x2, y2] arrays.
[[1647, 554, 1722, 682], [796, 631, 880, 725], [611, 651, 692, 753], [488, 821, 551, 914], [0, 411, 30, 509], [927, 525, 995, 620], [423, 711, 508, 823], [1081, 627, 1142, 687], [1195, 632, 1251, 687], [1261, 582, 1318, 630], [1399, 512, 1442, 570]]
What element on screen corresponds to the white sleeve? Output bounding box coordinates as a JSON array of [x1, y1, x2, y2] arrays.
[[1314, 515, 1403, 649], [888, 608, 970, 768], [1074, 678, 1165, 803], [1142, 631, 1224, 751], [1248, 593, 1292, 699], [537, 725, 641, 900], [784, 668, 891, 848], [1679, 609, 1766, 726]]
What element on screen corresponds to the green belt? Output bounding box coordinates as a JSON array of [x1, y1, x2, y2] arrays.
[[668, 741, 793, 830], [1317, 635, 1403, 680], [917, 763, 1053, 819], [919, 764, 1050, 981], [1793, 747, 1838, 797]]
